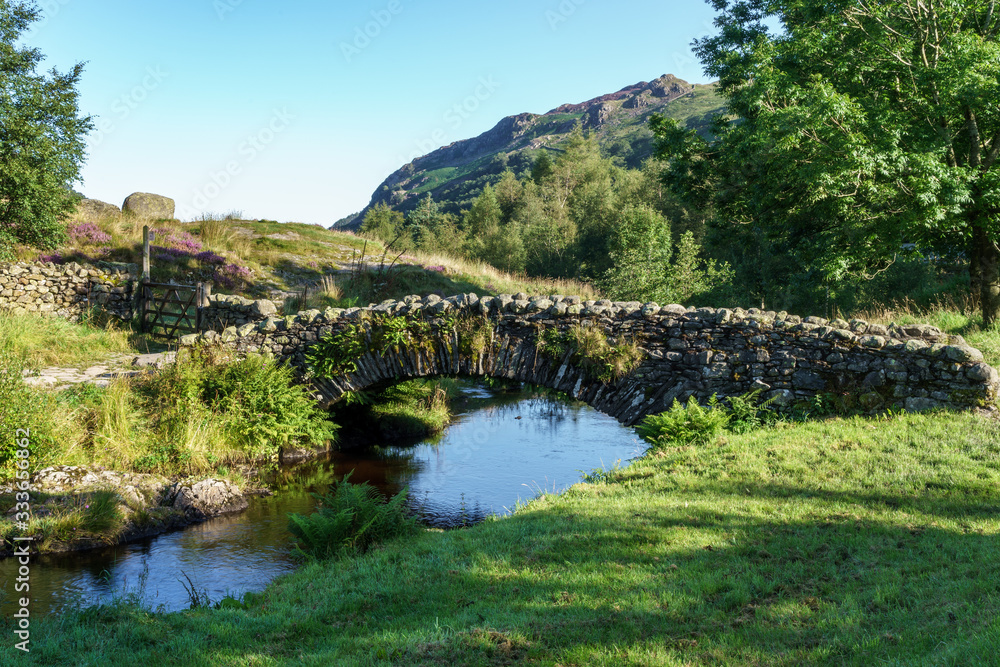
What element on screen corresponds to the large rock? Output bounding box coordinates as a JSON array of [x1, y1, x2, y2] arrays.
[[122, 192, 175, 220], [76, 198, 121, 221], [170, 479, 248, 520]]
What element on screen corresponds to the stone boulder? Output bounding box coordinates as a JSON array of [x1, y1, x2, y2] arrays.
[[76, 198, 121, 221], [32, 465, 170, 508], [122, 192, 175, 220], [170, 479, 248, 520]]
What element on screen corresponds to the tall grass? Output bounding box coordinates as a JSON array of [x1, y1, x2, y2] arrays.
[[0, 311, 143, 369], [855, 294, 1000, 368], [197, 215, 253, 258]]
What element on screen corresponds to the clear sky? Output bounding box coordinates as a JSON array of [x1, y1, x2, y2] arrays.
[[23, 0, 720, 225]]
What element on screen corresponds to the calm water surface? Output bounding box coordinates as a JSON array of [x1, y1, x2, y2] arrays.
[[0, 383, 645, 615]]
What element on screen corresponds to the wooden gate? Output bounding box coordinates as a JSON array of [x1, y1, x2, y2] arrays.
[[139, 281, 204, 339]]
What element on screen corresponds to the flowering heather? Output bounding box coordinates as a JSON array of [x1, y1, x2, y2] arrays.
[[425, 265, 446, 273], [39, 253, 63, 264], [212, 263, 253, 289], [195, 250, 226, 265], [150, 228, 203, 254], [68, 222, 112, 245]]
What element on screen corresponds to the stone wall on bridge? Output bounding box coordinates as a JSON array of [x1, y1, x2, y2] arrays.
[[178, 292, 1000, 424], [0, 261, 138, 321]]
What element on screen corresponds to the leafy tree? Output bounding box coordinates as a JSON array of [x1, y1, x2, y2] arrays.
[[530, 149, 554, 184], [598, 204, 673, 302], [655, 0, 1000, 324], [0, 2, 93, 255], [360, 202, 405, 243]]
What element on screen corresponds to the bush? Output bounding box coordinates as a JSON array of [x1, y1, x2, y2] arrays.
[[537, 323, 644, 383], [725, 390, 779, 434], [636, 395, 729, 446], [143, 345, 338, 462], [288, 472, 418, 560], [0, 350, 59, 479]]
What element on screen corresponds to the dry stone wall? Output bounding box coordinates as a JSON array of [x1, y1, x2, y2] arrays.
[[0, 261, 138, 320], [178, 292, 1000, 423]]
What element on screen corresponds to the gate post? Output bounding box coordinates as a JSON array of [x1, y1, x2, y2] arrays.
[[196, 282, 204, 332]]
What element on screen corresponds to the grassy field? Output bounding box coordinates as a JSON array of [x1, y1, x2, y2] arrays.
[[42, 212, 600, 307], [13, 409, 1000, 665]]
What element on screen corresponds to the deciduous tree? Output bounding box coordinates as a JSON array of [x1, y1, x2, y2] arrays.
[[656, 0, 1000, 324], [0, 1, 92, 255]]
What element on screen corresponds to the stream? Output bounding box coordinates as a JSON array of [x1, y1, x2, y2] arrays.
[[0, 382, 646, 615]]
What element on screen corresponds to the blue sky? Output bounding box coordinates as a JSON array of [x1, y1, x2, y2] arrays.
[[24, 0, 720, 225]]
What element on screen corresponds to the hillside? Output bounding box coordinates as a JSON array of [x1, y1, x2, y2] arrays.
[[344, 74, 724, 225]]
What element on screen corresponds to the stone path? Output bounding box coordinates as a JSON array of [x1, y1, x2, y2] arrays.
[[21, 351, 176, 391]]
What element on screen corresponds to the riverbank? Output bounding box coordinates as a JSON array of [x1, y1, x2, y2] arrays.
[[0, 465, 261, 557], [17, 409, 1000, 665]]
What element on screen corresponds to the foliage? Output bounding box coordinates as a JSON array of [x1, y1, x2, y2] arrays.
[[306, 324, 366, 377], [367, 380, 452, 438], [536, 323, 644, 383], [655, 0, 1000, 323], [145, 345, 337, 462], [596, 203, 673, 303], [636, 395, 729, 446], [287, 471, 418, 560], [0, 2, 93, 256], [724, 389, 778, 435], [0, 349, 58, 478]]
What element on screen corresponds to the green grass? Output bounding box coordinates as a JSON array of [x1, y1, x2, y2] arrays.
[[0, 310, 154, 369], [20, 410, 1000, 665], [367, 380, 453, 439], [858, 300, 1000, 368]]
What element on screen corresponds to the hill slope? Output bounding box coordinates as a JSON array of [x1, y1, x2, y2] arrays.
[[345, 74, 724, 226]]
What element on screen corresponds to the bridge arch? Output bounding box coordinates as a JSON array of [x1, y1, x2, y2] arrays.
[[186, 293, 1000, 424]]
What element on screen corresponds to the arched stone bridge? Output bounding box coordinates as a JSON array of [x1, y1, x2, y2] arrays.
[[186, 293, 1000, 425]]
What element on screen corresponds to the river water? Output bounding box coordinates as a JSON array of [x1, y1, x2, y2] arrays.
[[0, 382, 645, 615]]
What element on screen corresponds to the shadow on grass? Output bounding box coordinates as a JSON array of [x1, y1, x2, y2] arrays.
[[20, 467, 1000, 665]]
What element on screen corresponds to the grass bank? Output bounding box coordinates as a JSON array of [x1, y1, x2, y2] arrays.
[[17, 410, 1000, 665]]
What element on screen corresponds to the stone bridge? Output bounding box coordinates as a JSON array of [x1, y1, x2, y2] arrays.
[[184, 292, 1000, 425]]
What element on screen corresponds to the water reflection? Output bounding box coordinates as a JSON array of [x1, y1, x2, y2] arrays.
[[0, 382, 645, 615]]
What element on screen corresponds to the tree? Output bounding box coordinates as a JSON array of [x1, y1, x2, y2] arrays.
[[598, 204, 673, 302], [360, 202, 405, 243], [655, 0, 1000, 324], [0, 2, 92, 254]]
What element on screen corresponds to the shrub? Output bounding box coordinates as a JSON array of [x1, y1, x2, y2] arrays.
[[306, 324, 366, 378], [725, 390, 779, 434], [0, 350, 60, 479], [537, 323, 644, 383], [142, 346, 337, 463], [287, 471, 418, 560], [636, 395, 729, 446]]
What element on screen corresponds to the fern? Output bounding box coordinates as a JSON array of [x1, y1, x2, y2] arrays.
[[287, 471, 418, 560]]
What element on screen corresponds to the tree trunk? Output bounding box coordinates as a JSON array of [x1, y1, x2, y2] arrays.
[[974, 223, 1000, 328], [970, 238, 982, 310]]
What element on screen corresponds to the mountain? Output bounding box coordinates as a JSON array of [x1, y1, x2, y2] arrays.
[[341, 74, 724, 228]]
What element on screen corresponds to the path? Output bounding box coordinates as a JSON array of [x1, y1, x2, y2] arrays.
[[22, 352, 176, 391]]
